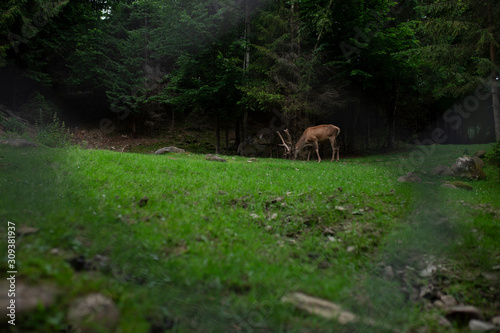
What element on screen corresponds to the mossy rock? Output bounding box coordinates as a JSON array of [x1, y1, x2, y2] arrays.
[[450, 181, 473, 191]]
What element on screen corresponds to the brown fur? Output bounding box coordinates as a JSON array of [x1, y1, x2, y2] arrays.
[[294, 124, 340, 162]]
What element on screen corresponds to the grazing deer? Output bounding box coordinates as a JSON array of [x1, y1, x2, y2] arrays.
[[278, 125, 340, 162]]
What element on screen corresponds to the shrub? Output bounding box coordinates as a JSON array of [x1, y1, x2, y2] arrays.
[[0, 114, 28, 135], [485, 140, 500, 168], [35, 111, 73, 147]]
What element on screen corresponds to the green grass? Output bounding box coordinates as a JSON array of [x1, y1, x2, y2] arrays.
[[0, 143, 499, 332]]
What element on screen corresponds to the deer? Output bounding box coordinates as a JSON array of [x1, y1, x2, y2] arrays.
[[277, 124, 340, 162]]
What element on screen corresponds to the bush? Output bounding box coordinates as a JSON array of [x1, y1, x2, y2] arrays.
[[485, 140, 500, 168], [0, 114, 28, 135], [36, 111, 73, 147]]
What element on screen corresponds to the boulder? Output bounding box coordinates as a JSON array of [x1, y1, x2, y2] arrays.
[[0, 138, 38, 147], [155, 146, 185, 154], [397, 172, 422, 183], [472, 156, 484, 168], [431, 165, 453, 176], [67, 293, 120, 333], [205, 154, 227, 162], [451, 156, 486, 180]]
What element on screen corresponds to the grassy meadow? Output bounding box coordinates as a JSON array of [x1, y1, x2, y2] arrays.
[[0, 143, 499, 332]]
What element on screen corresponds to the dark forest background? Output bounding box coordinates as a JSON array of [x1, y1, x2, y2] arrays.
[[1, 0, 499, 154]]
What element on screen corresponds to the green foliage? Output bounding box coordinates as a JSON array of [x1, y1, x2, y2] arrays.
[[485, 140, 500, 167], [35, 111, 72, 147], [0, 114, 27, 134]]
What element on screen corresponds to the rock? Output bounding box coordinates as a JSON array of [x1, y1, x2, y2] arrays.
[[469, 319, 497, 332], [492, 316, 500, 326], [474, 150, 487, 158], [419, 264, 437, 277], [205, 154, 227, 162], [446, 305, 484, 326], [440, 295, 458, 307], [441, 183, 458, 189], [397, 172, 422, 183], [346, 246, 356, 253], [0, 281, 58, 314], [451, 156, 486, 180], [0, 138, 38, 147], [419, 284, 436, 300], [433, 300, 445, 309], [155, 146, 185, 154], [16, 226, 39, 235], [450, 181, 474, 190], [438, 316, 452, 327], [67, 293, 120, 333], [472, 156, 485, 168], [281, 292, 357, 324], [431, 165, 453, 176], [383, 266, 394, 280]]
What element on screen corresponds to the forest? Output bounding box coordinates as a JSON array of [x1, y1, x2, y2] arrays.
[[1, 0, 499, 154], [2, 1, 500, 332]]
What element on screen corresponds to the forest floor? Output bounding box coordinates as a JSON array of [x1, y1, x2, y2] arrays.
[[0, 140, 499, 333]]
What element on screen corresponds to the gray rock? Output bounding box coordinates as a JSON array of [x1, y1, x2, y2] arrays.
[[67, 293, 120, 333], [0, 281, 58, 314], [431, 165, 453, 176], [397, 172, 422, 183], [451, 156, 486, 180], [440, 295, 458, 307], [0, 138, 38, 147], [446, 305, 484, 326], [155, 146, 185, 154], [469, 319, 497, 332], [205, 154, 227, 162], [438, 316, 452, 327], [383, 265, 394, 280]]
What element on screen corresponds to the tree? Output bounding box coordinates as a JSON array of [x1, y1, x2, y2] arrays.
[[416, 0, 500, 140]]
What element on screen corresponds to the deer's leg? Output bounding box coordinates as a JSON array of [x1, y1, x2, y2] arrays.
[[314, 140, 321, 163], [307, 148, 312, 161], [329, 136, 339, 162]]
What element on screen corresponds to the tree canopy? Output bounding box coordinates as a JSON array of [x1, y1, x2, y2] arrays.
[[1, 0, 498, 151]]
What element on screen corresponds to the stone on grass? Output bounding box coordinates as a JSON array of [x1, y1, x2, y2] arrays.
[[451, 156, 486, 180], [205, 154, 227, 162], [445, 305, 484, 326], [397, 172, 422, 183], [155, 146, 185, 154], [468, 319, 497, 332], [383, 265, 394, 280], [0, 281, 58, 313], [441, 183, 458, 189], [472, 156, 485, 168], [281, 292, 357, 324], [67, 293, 120, 333]]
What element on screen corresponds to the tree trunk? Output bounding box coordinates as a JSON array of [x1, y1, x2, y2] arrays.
[[488, 4, 500, 140], [215, 111, 220, 154]]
